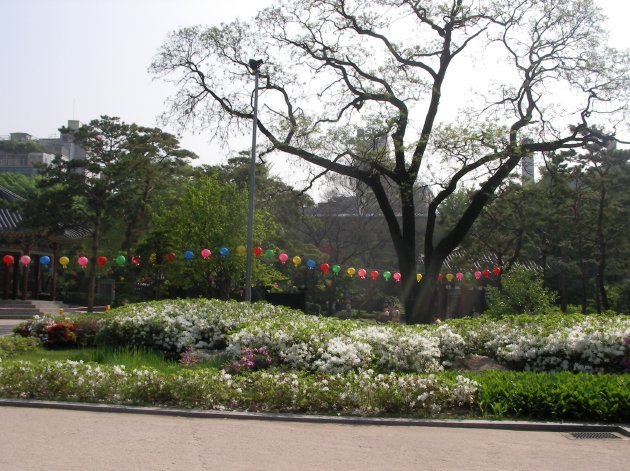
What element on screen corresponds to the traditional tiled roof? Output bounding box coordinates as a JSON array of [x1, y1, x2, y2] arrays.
[[0, 186, 24, 231], [0, 185, 90, 241]]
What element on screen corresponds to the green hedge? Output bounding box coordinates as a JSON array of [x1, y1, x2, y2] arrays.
[[474, 371, 629, 422]]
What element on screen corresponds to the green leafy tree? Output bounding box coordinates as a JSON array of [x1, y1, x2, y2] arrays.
[[484, 265, 557, 316], [38, 116, 194, 310], [0, 174, 38, 198], [141, 174, 279, 298], [0, 140, 43, 154], [202, 155, 318, 256]]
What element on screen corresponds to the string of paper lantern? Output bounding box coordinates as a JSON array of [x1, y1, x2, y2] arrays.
[[2, 245, 502, 282]]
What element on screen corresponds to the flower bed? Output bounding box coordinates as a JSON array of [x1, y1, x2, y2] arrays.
[[13, 299, 630, 374], [445, 314, 630, 373], [0, 360, 477, 416], [4, 299, 630, 422], [0, 359, 626, 422]]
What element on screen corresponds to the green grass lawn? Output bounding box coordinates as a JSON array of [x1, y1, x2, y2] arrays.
[[10, 345, 223, 374]]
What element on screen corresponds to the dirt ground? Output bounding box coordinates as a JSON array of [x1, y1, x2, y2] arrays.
[[0, 406, 628, 471]]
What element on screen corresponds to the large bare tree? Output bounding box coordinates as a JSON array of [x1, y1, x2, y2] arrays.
[[151, 0, 629, 323]]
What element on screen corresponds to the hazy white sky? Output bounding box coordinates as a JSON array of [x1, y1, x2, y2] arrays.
[[1, 0, 628, 195]]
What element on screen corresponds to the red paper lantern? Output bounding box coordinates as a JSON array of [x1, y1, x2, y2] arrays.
[[2, 254, 14, 267], [437, 274, 444, 282], [97, 256, 108, 267], [253, 246, 263, 257], [165, 252, 176, 262], [493, 266, 502, 277], [370, 270, 379, 281], [482, 269, 490, 279], [320, 263, 330, 274]]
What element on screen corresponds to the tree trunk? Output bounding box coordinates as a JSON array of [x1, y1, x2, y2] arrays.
[[404, 255, 443, 324]]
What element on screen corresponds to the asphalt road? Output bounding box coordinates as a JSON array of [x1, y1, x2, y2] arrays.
[[0, 406, 628, 471]]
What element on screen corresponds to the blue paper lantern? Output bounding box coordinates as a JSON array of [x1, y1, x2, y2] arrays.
[[39, 255, 51, 266], [183, 250, 194, 260], [219, 247, 229, 257], [306, 259, 316, 269]]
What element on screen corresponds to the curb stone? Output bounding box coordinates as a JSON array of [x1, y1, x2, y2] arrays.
[[0, 398, 628, 436]]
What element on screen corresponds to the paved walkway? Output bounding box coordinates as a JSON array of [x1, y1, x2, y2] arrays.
[[0, 319, 20, 337], [0, 406, 628, 470]]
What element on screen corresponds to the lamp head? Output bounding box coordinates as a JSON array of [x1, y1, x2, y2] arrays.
[[249, 59, 263, 71]]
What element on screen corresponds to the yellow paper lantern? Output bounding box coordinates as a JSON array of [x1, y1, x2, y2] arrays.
[[347, 267, 356, 277], [446, 273, 455, 282], [416, 273, 423, 283], [292, 256, 301, 267], [236, 245, 246, 255], [59, 256, 69, 269]]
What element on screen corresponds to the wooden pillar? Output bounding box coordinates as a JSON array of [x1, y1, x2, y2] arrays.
[[21, 253, 29, 301], [50, 245, 58, 301], [34, 254, 41, 300], [3, 260, 10, 300], [11, 254, 19, 299]]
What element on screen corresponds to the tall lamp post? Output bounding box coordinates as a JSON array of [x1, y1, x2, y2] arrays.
[[245, 59, 263, 302]]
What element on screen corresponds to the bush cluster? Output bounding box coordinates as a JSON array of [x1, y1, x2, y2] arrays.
[[15, 300, 630, 374], [5, 299, 629, 422], [0, 359, 626, 422], [0, 360, 477, 416]]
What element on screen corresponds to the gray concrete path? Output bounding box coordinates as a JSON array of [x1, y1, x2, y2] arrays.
[[0, 319, 20, 336], [0, 406, 628, 471]]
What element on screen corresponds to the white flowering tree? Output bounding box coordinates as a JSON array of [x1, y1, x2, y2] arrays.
[[151, 0, 629, 323]]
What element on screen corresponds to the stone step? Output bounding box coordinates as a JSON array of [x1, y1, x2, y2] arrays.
[[0, 299, 75, 318], [0, 313, 36, 320]]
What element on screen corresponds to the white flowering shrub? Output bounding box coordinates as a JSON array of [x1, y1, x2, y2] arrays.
[[227, 315, 332, 369], [350, 326, 442, 372], [228, 315, 442, 373], [312, 337, 374, 373], [24, 299, 629, 374], [96, 299, 294, 354], [431, 324, 466, 366], [447, 314, 630, 373], [0, 359, 478, 416]]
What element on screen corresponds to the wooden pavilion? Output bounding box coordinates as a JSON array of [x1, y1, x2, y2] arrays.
[[0, 185, 90, 300]]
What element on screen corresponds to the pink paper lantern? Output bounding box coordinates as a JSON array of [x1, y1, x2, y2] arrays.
[[19, 255, 31, 266], [357, 268, 367, 279], [78, 256, 89, 269], [201, 248, 212, 259], [393, 272, 401, 282], [278, 252, 288, 264]]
